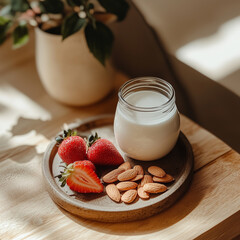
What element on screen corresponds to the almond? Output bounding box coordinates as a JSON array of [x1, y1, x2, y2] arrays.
[[148, 166, 166, 177], [118, 161, 131, 170], [137, 186, 150, 199], [133, 165, 144, 175], [143, 183, 167, 193], [153, 174, 175, 183], [121, 189, 137, 203], [102, 168, 125, 183], [140, 175, 153, 186], [106, 184, 121, 202], [116, 181, 138, 191], [130, 174, 143, 181], [118, 169, 137, 181]]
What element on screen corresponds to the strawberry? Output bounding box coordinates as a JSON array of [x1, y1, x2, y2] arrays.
[[87, 133, 124, 166], [56, 161, 103, 193], [56, 129, 87, 165], [79, 160, 96, 172]]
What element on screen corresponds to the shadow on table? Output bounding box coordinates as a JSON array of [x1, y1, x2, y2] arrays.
[[0, 145, 39, 164], [57, 175, 206, 236]]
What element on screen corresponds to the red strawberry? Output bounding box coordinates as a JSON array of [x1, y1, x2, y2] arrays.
[[79, 160, 96, 171], [56, 129, 87, 165], [57, 161, 103, 193], [87, 133, 124, 165]]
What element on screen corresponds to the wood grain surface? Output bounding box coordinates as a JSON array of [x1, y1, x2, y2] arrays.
[[0, 36, 240, 239]]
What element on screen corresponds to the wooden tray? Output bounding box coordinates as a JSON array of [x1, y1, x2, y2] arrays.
[[42, 114, 194, 222]]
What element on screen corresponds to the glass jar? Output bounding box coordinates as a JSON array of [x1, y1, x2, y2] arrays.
[[114, 77, 180, 161]]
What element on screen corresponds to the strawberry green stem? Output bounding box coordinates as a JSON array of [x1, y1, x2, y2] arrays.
[[55, 129, 78, 144], [87, 132, 101, 147], [56, 163, 74, 187]]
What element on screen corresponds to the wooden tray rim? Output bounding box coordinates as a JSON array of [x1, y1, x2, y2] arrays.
[[42, 114, 194, 213]]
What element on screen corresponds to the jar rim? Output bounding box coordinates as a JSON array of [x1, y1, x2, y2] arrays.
[[118, 77, 175, 112]]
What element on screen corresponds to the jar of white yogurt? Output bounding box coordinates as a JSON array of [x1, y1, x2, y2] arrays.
[[114, 77, 180, 161]]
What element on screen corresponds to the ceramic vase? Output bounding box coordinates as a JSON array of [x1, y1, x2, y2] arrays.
[[35, 27, 114, 106]]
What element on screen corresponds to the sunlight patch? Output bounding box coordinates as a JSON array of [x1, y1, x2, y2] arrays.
[[0, 83, 51, 133], [176, 16, 240, 81]]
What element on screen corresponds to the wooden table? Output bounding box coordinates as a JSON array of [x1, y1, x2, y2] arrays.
[[0, 37, 240, 240]]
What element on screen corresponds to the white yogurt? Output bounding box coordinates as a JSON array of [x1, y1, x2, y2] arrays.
[[114, 78, 180, 161]]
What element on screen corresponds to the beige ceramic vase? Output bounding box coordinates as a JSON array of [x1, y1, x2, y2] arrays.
[[35, 27, 114, 106]]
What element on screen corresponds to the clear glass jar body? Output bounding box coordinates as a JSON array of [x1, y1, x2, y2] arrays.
[[114, 77, 180, 161]]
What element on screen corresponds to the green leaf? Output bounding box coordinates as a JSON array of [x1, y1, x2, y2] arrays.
[[39, 0, 64, 14], [0, 16, 10, 25], [67, 129, 72, 137], [10, 0, 30, 13], [55, 136, 63, 144], [60, 179, 66, 187], [12, 23, 29, 49], [0, 16, 11, 45], [61, 12, 86, 40], [84, 21, 114, 66], [98, 0, 129, 21], [72, 130, 78, 136]]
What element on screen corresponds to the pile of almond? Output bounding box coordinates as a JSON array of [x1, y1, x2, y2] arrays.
[[102, 162, 174, 204]]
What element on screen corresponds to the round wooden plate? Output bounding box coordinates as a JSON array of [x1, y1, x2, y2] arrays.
[[42, 114, 194, 222]]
